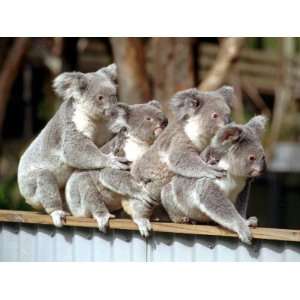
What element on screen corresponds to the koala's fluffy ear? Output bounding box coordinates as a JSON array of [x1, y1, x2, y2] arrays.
[[217, 86, 234, 108], [170, 88, 204, 120], [148, 100, 162, 110], [106, 103, 130, 133], [246, 115, 268, 138], [212, 124, 242, 146], [98, 63, 118, 83], [53, 72, 88, 100]]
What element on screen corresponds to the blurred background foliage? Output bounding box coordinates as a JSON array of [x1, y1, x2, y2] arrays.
[[0, 37, 299, 228]]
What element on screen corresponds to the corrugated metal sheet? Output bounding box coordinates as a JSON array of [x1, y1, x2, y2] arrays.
[[0, 223, 299, 262]]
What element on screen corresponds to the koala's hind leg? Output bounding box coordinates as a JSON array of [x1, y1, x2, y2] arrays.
[[161, 183, 190, 224], [194, 181, 253, 245], [123, 198, 153, 238], [20, 170, 68, 227], [66, 172, 115, 233]]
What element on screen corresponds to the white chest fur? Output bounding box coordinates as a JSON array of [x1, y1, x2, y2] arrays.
[[123, 136, 149, 162], [72, 105, 96, 140], [184, 116, 208, 149], [214, 158, 246, 202]]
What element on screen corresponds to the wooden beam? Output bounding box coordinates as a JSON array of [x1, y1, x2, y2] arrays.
[[0, 210, 299, 242]]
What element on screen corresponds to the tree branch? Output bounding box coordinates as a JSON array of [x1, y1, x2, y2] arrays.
[[199, 37, 246, 91]]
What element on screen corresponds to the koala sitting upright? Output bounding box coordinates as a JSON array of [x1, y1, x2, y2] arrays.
[[99, 87, 234, 236], [65, 100, 167, 232], [161, 115, 267, 244], [18, 63, 129, 227]]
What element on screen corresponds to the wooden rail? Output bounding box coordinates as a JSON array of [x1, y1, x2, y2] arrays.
[[0, 210, 299, 242]]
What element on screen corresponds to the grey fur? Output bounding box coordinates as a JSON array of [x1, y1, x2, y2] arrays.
[[107, 87, 234, 236], [17, 63, 129, 227], [161, 115, 268, 244], [65, 101, 168, 232]]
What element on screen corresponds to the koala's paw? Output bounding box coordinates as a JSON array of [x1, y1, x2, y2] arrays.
[[246, 216, 258, 228], [172, 216, 190, 224], [134, 218, 152, 238], [94, 213, 115, 233], [107, 154, 129, 170], [138, 190, 154, 205], [237, 223, 253, 245], [207, 166, 227, 179], [50, 210, 69, 227]]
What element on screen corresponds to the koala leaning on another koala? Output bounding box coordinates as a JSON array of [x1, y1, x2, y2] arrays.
[[65, 100, 168, 232], [18, 63, 129, 227], [161, 115, 267, 244], [98, 86, 234, 236]]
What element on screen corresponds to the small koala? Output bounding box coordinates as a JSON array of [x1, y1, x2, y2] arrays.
[[102, 86, 234, 237], [161, 115, 268, 244], [18, 63, 129, 227], [65, 100, 168, 232]]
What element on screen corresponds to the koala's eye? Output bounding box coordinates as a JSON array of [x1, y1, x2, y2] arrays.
[[249, 155, 256, 161], [191, 99, 200, 107], [98, 95, 104, 101], [212, 112, 219, 119], [146, 116, 152, 121]]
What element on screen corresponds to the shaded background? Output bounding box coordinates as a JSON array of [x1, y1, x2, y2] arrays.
[[0, 37, 299, 229]]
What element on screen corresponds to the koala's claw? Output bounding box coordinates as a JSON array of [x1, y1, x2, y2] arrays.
[[134, 218, 152, 238], [177, 216, 190, 223], [50, 210, 69, 227], [237, 223, 253, 245], [107, 154, 130, 170], [95, 213, 115, 233], [247, 216, 258, 228], [206, 166, 227, 179]]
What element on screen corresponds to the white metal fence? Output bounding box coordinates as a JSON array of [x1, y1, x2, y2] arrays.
[[1, 222, 299, 262]]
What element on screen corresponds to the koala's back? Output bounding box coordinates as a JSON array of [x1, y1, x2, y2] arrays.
[[18, 100, 73, 183], [131, 122, 190, 198]]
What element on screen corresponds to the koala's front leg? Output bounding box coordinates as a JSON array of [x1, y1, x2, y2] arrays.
[[235, 179, 254, 218], [167, 144, 226, 179], [98, 168, 153, 204], [62, 132, 129, 170], [195, 182, 253, 245]]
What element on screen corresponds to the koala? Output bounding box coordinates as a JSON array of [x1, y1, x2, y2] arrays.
[[65, 100, 168, 232], [161, 115, 268, 244], [99, 87, 234, 237], [17, 63, 129, 227]]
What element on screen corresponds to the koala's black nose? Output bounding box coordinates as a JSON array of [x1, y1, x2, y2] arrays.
[[224, 115, 231, 124], [161, 118, 168, 128], [110, 95, 118, 103]]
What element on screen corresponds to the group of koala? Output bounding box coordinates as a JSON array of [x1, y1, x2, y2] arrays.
[[17, 63, 267, 245]]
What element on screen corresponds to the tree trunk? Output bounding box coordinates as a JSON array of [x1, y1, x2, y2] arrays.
[[268, 38, 295, 157], [199, 37, 245, 91], [151, 37, 195, 115], [0, 38, 31, 136], [110, 37, 150, 104]]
